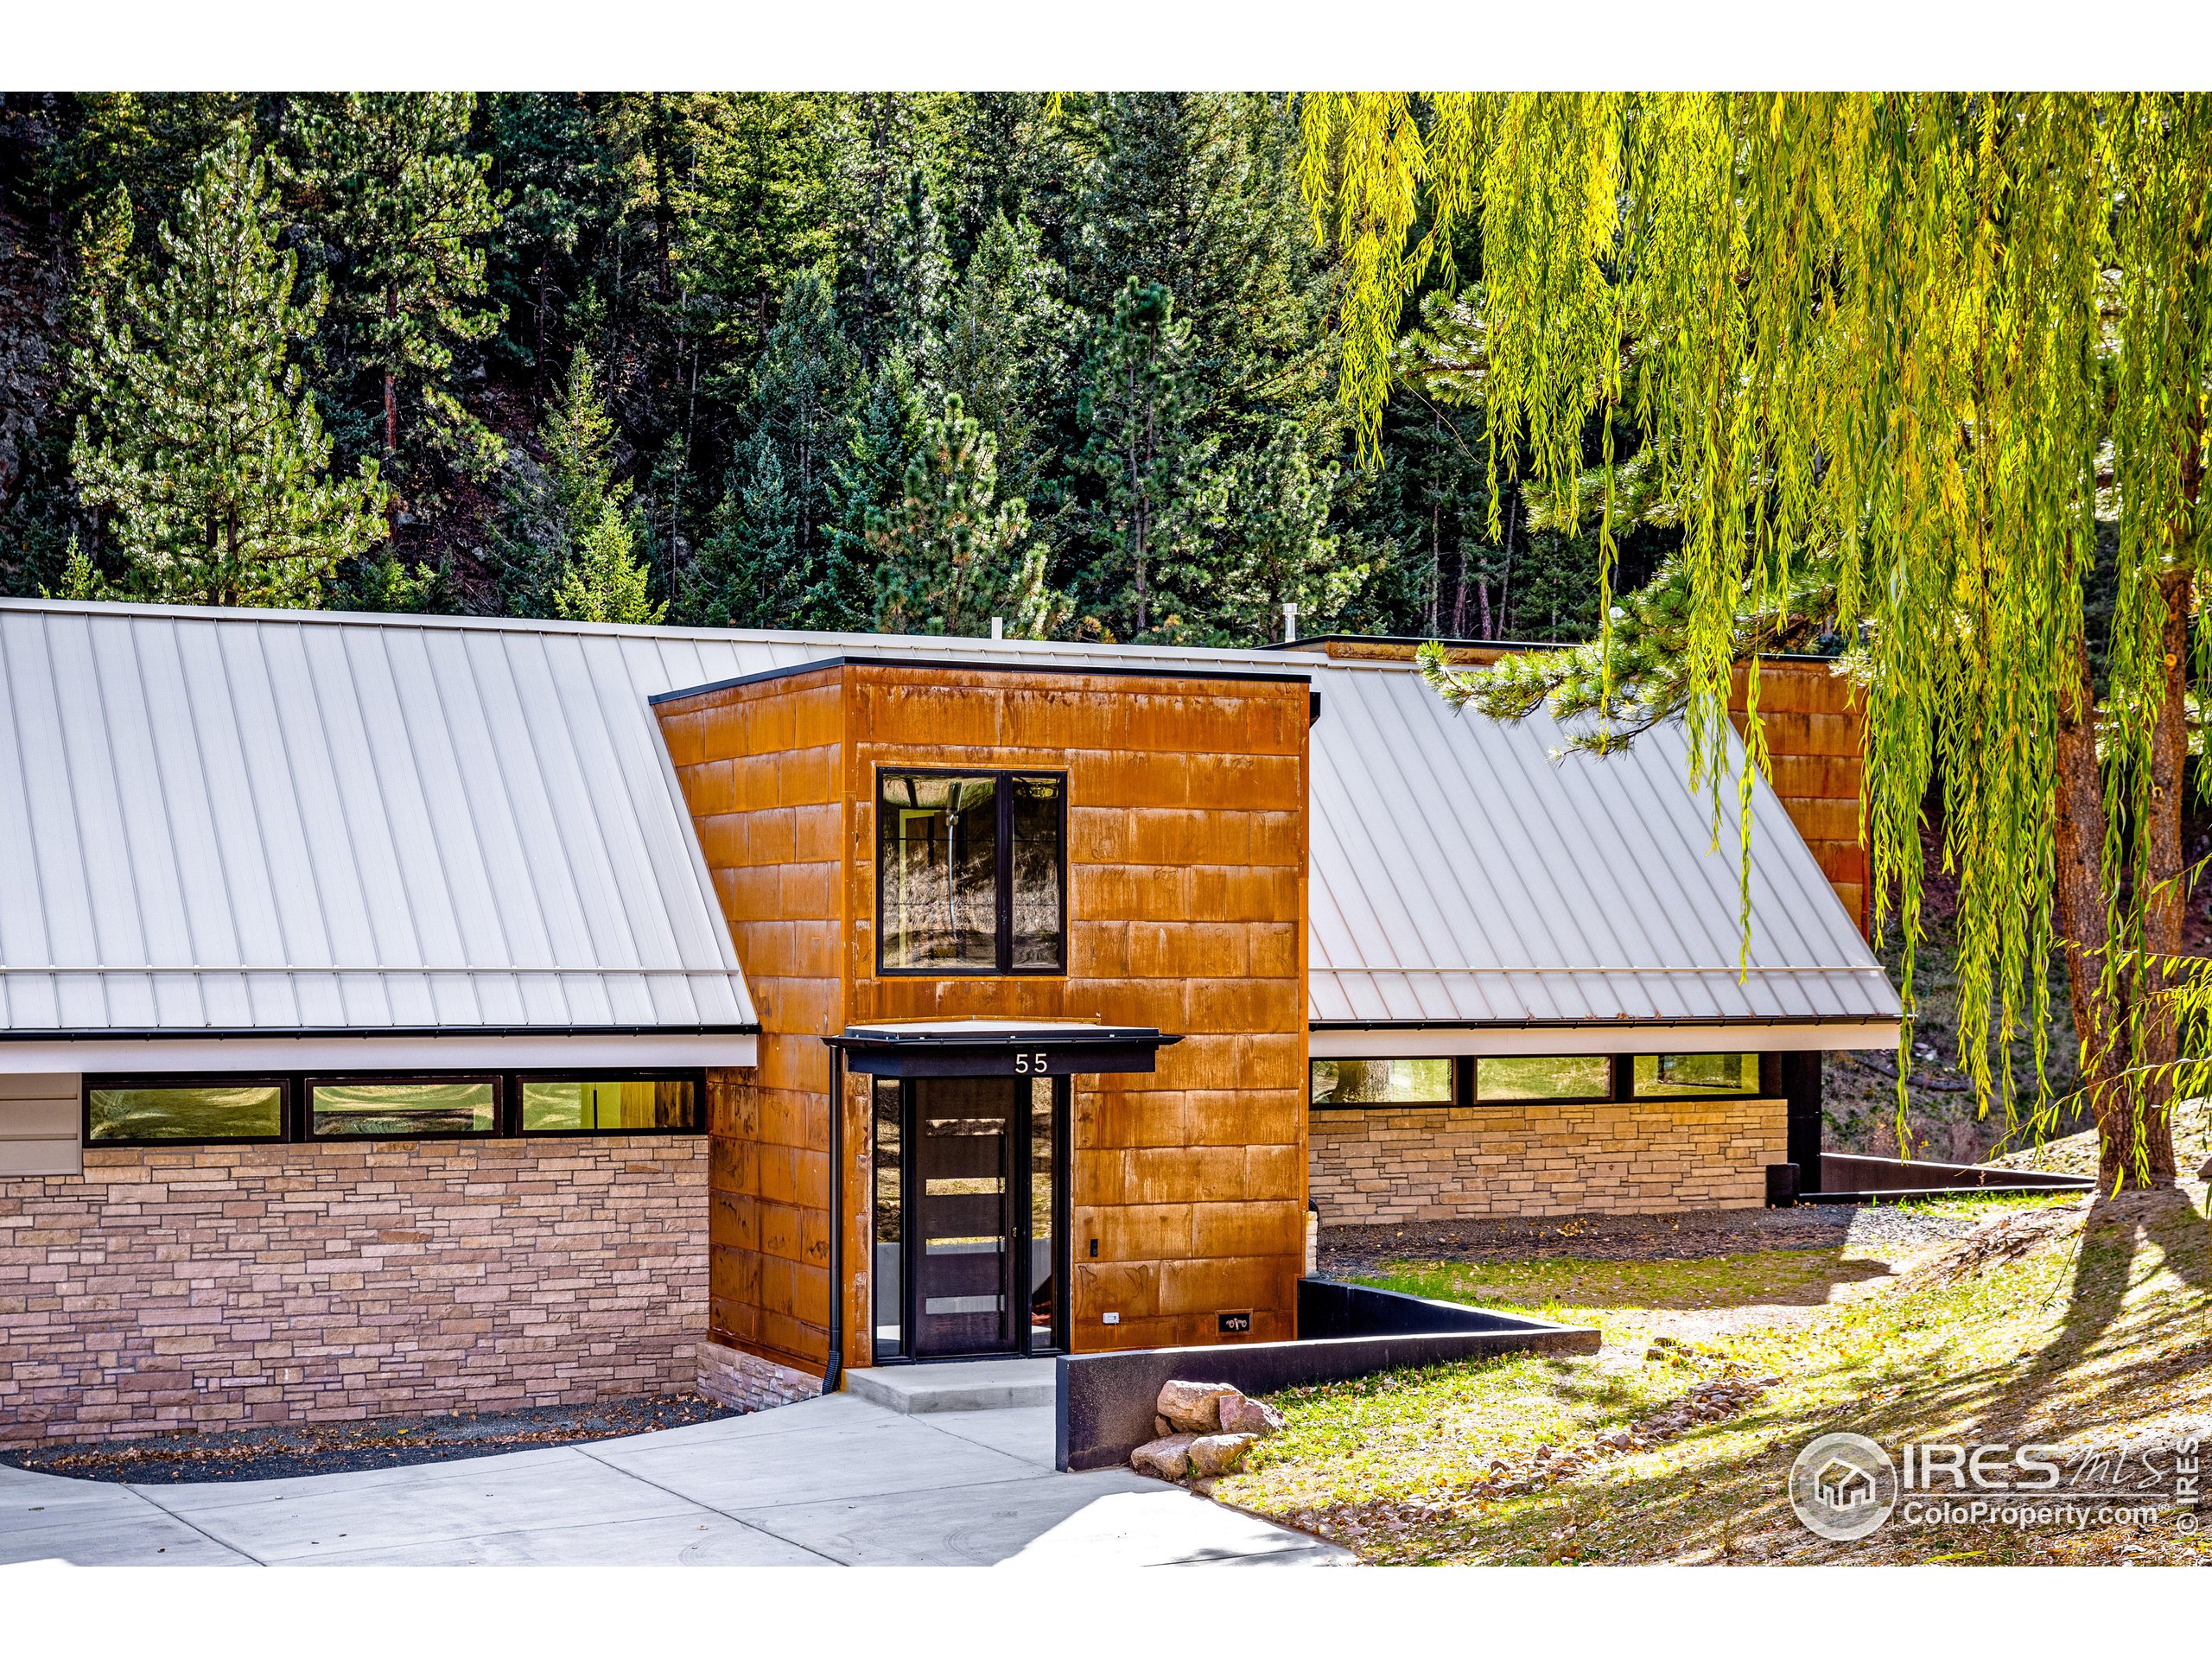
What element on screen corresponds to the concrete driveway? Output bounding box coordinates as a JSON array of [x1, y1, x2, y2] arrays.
[[0, 1392, 1348, 1567]]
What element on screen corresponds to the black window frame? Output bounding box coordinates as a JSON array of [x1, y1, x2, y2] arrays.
[[1306, 1056, 1462, 1109], [1628, 1051, 1763, 1099], [303, 1072, 505, 1143], [82, 1075, 294, 1148], [874, 765, 1069, 978], [513, 1069, 707, 1137], [1471, 1052, 1620, 1106], [1307, 1052, 1781, 1110], [81, 1069, 709, 1147]]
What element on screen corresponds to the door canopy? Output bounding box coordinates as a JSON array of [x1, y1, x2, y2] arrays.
[[827, 1020, 1180, 1077]]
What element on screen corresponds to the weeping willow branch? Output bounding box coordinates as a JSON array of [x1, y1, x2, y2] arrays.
[[1300, 94, 2212, 1183]]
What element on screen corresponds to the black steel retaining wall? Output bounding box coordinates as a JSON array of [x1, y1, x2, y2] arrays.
[[1054, 1279, 1599, 1471], [1813, 1152, 2094, 1202]]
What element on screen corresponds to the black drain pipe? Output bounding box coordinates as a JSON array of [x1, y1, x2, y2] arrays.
[[822, 1041, 844, 1393]]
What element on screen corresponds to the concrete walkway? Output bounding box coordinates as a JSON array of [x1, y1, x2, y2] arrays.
[[0, 1391, 1349, 1567]]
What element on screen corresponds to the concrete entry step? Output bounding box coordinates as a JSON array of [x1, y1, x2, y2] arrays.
[[845, 1357, 1056, 1414]]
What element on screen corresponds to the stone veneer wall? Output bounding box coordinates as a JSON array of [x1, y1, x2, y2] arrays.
[[693, 1338, 824, 1413], [0, 1137, 707, 1446], [1309, 1096, 1788, 1224]]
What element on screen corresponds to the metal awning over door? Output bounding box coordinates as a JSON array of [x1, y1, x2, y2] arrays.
[[826, 1020, 1179, 1077]]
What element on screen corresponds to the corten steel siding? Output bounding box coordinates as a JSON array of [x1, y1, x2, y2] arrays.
[[0, 1137, 708, 1445], [658, 668, 847, 1376], [656, 661, 1312, 1373], [1729, 659, 1872, 939]]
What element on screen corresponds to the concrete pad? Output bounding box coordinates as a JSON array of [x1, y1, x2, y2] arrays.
[[138, 1446, 694, 1563], [127, 1444, 587, 1513], [914, 1405, 1057, 1468], [730, 1469, 1166, 1566], [0, 1506, 257, 1567], [846, 1357, 1056, 1413], [0, 1391, 1342, 1568], [997, 1488, 1354, 1567], [297, 1510, 832, 1567], [588, 1405, 1041, 1510], [0, 1463, 167, 1539], [584, 1390, 880, 1453]]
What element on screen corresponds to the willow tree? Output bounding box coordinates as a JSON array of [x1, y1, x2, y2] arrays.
[[1298, 94, 2212, 1189]]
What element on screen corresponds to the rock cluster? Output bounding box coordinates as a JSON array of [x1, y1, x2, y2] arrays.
[[1129, 1378, 1287, 1484]]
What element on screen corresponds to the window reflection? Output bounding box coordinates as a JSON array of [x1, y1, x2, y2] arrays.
[[310, 1079, 497, 1137], [1633, 1052, 1758, 1096], [880, 773, 999, 969], [874, 1078, 904, 1359], [1474, 1055, 1612, 1101], [1309, 1058, 1454, 1105]]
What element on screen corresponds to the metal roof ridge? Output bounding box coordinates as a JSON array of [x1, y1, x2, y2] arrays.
[[0, 597, 1309, 666]]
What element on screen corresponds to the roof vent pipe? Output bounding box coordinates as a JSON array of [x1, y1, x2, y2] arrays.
[[991, 616, 1004, 640], [1282, 601, 1298, 643]]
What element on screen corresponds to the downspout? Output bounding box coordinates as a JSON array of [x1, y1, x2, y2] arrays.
[[823, 1041, 844, 1393]]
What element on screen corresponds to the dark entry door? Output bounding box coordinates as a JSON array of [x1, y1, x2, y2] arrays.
[[912, 1077, 1020, 1357]]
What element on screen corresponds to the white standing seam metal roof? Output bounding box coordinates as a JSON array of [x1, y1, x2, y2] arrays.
[[0, 599, 1897, 1040]]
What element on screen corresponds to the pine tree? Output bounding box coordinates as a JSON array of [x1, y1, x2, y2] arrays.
[[1071, 279, 1220, 639], [69, 126, 388, 607], [681, 275, 864, 629], [676, 93, 840, 368], [870, 393, 1049, 639], [938, 212, 1074, 505], [553, 499, 663, 625], [489, 342, 643, 618], [295, 93, 507, 492], [686, 432, 804, 627], [1196, 423, 1367, 645], [486, 93, 620, 401]]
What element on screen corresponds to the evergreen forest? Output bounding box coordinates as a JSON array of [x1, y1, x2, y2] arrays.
[[0, 92, 1654, 644]]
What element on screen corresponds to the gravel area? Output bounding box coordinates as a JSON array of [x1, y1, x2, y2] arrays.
[[1319, 1198, 2068, 1277], [0, 1393, 742, 1484]]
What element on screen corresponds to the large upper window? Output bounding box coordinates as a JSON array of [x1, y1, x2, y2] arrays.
[[1632, 1052, 1759, 1097], [88, 1082, 286, 1144], [877, 770, 1065, 975]]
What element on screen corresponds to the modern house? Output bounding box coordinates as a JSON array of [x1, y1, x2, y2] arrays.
[[0, 600, 1897, 1444]]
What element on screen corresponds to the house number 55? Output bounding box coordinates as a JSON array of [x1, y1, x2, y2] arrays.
[[1013, 1052, 1050, 1074]]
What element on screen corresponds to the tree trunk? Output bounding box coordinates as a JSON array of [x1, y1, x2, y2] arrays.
[[2131, 563, 2191, 1186], [383, 283, 399, 461], [2053, 626, 2173, 1190]]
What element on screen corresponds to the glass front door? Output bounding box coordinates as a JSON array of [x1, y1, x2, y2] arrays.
[[872, 1074, 1065, 1361]]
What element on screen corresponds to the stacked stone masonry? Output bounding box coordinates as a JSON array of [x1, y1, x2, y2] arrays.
[[693, 1338, 825, 1413], [0, 1137, 707, 1446], [1309, 1096, 1788, 1224]]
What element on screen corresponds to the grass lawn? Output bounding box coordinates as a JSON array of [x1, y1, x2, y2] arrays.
[[1213, 1192, 2212, 1565]]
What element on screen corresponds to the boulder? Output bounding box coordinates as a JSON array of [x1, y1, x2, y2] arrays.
[[1218, 1394, 1285, 1437], [1130, 1433, 1198, 1480], [1156, 1379, 1240, 1433], [1155, 1414, 1174, 1439], [1186, 1433, 1259, 1478]]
